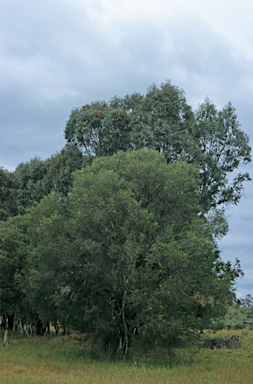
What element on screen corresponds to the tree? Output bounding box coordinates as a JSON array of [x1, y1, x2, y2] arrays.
[[12, 157, 49, 215], [0, 206, 65, 335], [21, 193, 68, 332], [0, 168, 19, 221], [0, 144, 87, 333], [43, 143, 88, 197], [0, 214, 31, 328], [0, 144, 86, 221], [24, 150, 242, 358], [194, 98, 251, 210], [65, 81, 251, 212], [65, 100, 133, 158]]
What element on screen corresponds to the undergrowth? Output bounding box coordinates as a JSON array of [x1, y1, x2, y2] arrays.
[[212, 294, 253, 330], [0, 329, 253, 383]]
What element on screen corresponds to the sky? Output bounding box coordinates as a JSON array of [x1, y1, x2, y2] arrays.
[[1, 0, 252, 298]]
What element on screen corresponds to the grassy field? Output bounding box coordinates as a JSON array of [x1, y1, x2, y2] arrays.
[[0, 329, 252, 383]]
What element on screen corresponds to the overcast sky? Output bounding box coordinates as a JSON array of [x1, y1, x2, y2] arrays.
[[1, 0, 252, 298]]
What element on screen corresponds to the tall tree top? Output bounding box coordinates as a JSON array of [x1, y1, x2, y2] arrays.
[[65, 81, 251, 212]]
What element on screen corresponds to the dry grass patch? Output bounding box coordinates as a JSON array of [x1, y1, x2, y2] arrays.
[[0, 329, 252, 383]]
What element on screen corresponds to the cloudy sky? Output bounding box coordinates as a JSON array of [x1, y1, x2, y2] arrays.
[[1, 0, 252, 298]]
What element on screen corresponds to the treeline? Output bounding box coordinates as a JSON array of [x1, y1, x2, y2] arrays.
[[0, 144, 86, 221], [0, 81, 251, 358]]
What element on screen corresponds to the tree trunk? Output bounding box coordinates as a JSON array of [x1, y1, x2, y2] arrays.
[[17, 320, 24, 334], [7, 314, 14, 330], [0, 317, 9, 347], [45, 322, 50, 335], [3, 326, 9, 346], [16, 314, 24, 334], [53, 322, 59, 335], [35, 319, 44, 335], [0, 324, 9, 347], [26, 320, 31, 336]]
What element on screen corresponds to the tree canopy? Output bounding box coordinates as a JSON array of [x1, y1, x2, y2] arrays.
[[17, 150, 243, 358], [0, 144, 86, 221], [1, 81, 250, 220], [65, 81, 251, 212]]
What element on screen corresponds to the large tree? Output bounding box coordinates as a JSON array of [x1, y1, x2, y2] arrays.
[[23, 150, 242, 358], [65, 81, 251, 212]]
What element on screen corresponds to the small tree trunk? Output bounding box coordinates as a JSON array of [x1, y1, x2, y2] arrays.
[[53, 322, 59, 335], [26, 320, 31, 337], [45, 322, 50, 335], [35, 319, 44, 335], [0, 325, 9, 346], [3, 327, 9, 346], [16, 315, 24, 334], [18, 321, 24, 333], [121, 291, 130, 360], [0, 316, 9, 346]]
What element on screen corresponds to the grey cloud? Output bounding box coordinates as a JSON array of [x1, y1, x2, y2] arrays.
[[2, 2, 252, 167]]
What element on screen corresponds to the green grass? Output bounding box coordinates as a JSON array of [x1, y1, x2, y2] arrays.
[[0, 329, 253, 383]]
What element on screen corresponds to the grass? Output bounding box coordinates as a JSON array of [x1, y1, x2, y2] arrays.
[[0, 329, 253, 383]]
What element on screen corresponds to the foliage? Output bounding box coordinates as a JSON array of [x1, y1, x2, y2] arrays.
[[65, 100, 132, 158], [0, 214, 31, 318], [215, 295, 253, 330], [194, 98, 251, 210], [12, 157, 49, 215], [42, 143, 88, 197], [0, 144, 85, 221], [0, 146, 86, 329], [65, 81, 251, 212], [0, 168, 18, 220], [22, 193, 68, 327], [22, 150, 243, 359]]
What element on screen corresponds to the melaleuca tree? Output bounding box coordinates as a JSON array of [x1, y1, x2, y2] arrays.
[[65, 81, 251, 212], [27, 150, 242, 358]]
